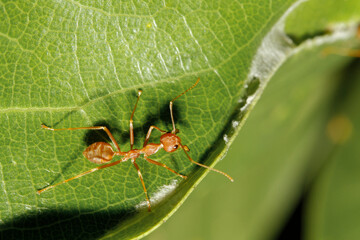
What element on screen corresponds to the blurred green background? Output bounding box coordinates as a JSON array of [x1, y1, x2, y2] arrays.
[[145, 45, 360, 240]]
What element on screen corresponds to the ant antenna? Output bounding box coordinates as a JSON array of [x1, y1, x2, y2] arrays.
[[130, 90, 142, 150], [170, 78, 200, 134], [180, 144, 234, 182]]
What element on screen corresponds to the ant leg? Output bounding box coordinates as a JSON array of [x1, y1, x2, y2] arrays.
[[37, 157, 126, 194], [143, 125, 167, 147], [41, 124, 123, 154], [180, 144, 234, 182], [130, 90, 142, 150], [144, 156, 187, 179], [131, 159, 151, 212]]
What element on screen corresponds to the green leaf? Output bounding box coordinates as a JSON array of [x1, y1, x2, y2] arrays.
[[0, 0, 295, 239], [0, 0, 359, 239], [305, 61, 360, 240], [286, 0, 360, 41]]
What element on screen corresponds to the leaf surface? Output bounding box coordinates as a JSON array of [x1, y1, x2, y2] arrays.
[[0, 0, 295, 239]]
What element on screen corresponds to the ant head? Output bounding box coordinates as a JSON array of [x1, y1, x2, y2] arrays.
[[160, 133, 182, 153], [160, 133, 191, 153]]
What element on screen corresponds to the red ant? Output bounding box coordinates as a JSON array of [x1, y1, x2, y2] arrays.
[[37, 78, 233, 211]]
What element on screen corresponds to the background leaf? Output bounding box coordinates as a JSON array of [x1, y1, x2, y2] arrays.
[[305, 60, 360, 240]]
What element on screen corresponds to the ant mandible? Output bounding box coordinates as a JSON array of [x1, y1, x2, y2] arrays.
[[37, 78, 233, 211]]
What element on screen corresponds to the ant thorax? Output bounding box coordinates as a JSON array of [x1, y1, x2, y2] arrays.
[[140, 143, 163, 157]]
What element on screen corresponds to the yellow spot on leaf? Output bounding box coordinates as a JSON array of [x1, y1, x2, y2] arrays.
[[326, 114, 353, 144]]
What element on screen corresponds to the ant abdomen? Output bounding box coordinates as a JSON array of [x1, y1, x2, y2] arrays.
[[83, 142, 115, 164]]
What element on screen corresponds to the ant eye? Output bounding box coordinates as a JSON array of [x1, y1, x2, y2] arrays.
[[173, 145, 178, 149]]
